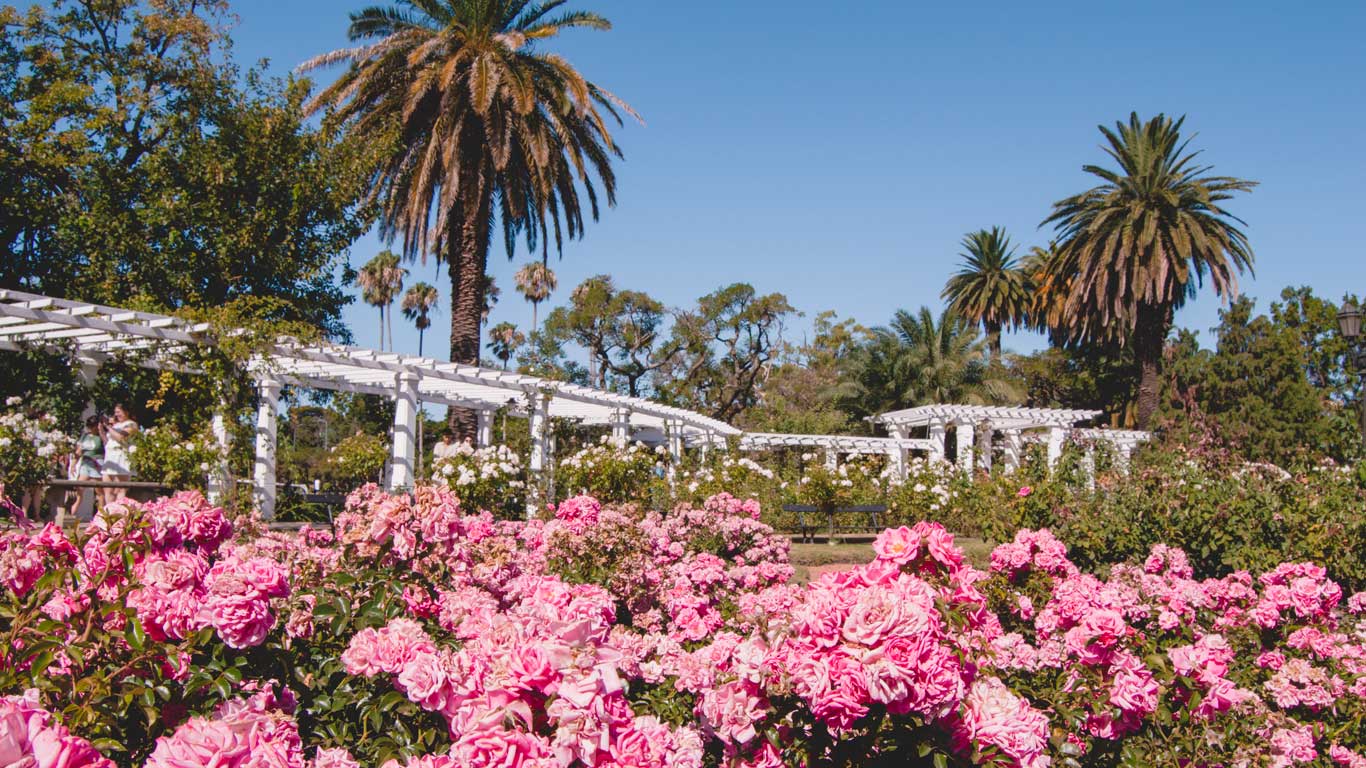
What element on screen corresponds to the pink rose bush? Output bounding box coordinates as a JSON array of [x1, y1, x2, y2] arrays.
[[3, 481, 1366, 768]]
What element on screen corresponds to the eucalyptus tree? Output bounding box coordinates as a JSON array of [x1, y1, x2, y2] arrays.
[[941, 227, 1031, 362], [1042, 113, 1256, 428], [302, 0, 635, 437]]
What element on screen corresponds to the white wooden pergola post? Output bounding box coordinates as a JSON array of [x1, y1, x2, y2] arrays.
[[928, 418, 947, 463], [611, 407, 631, 446], [476, 409, 494, 447], [977, 421, 993, 473], [824, 448, 838, 470], [1045, 426, 1066, 471], [1081, 444, 1097, 489], [668, 419, 684, 468], [387, 372, 420, 490], [1117, 442, 1134, 474], [253, 379, 281, 519], [527, 391, 549, 519], [1002, 429, 1023, 474], [76, 356, 101, 420], [208, 410, 233, 504], [955, 420, 975, 474], [889, 424, 910, 482]]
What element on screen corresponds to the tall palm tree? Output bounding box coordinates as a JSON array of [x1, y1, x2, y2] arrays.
[[515, 261, 558, 331], [357, 251, 407, 351], [401, 282, 440, 355], [941, 227, 1031, 362], [1042, 113, 1256, 429], [1021, 242, 1069, 338], [301, 1, 635, 439], [481, 274, 500, 326], [487, 321, 525, 370]]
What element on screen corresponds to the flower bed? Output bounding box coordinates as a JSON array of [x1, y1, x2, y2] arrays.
[[1, 484, 1364, 768]]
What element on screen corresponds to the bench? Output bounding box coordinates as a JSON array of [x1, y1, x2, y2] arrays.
[[33, 479, 176, 527], [782, 503, 888, 543]]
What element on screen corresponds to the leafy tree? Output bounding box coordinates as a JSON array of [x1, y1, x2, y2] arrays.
[[401, 282, 440, 355], [941, 227, 1031, 361], [741, 312, 868, 435], [302, 0, 635, 438], [1042, 113, 1256, 429], [357, 251, 407, 351], [515, 261, 558, 332], [659, 284, 795, 421], [545, 275, 676, 396]]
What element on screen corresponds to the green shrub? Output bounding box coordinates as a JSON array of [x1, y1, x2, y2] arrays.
[[128, 425, 221, 490]]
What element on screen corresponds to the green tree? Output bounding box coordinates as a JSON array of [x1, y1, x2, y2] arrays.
[[1042, 113, 1257, 429], [941, 227, 1031, 362], [302, 0, 635, 439], [544, 276, 676, 396], [515, 261, 558, 332], [401, 281, 440, 355], [741, 311, 868, 434], [487, 321, 526, 370]]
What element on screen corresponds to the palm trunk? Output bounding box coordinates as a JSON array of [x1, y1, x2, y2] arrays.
[[1133, 303, 1172, 430], [446, 161, 492, 441], [987, 321, 1002, 364], [378, 307, 385, 352], [418, 327, 425, 357], [532, 302, 539, 334]]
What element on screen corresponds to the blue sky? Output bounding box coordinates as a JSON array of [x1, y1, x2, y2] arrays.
[[227, 0, 1366, 358]]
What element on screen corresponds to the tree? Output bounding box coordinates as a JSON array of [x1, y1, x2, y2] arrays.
[[515, 261, 558, 332], [1042, 113, 1257, 429], [357, 251, 406, 351], [851, 307, 1022, 417], [481, 274, 500, 326], [301, 0, 635, 439], [941, 227, 1031, 361], [486, 322, 526, 370], [401, 282, 440, 355], [659, 284, 795, 421], [741, 312, 868, 435], [544, 275, 676, 396]]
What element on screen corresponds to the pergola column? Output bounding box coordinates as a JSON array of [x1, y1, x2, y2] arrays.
[[824, 448, 838, 470], [253, 379, 281, 519], [977, 421, 994, 473], [76, 356, 101, 420], [611, 408, 632, 446], [476, 409, 494, 447], [387, 372, 420, 490], [1117, 442, 1135, 475], [668, 419, 684, 467], [889, 425, 910, 482], [928, 418, 947, 463], [1002, 429, 1023, 474], [1081, 444, 1097, 489], [1045, 426, 1066, 470], [526, 391, 549, 519], [208, 410, 233, 504], [955, 420, 975, 474]]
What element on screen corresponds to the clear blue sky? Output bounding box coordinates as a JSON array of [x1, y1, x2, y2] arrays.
[[227, 0, 1366, 358]]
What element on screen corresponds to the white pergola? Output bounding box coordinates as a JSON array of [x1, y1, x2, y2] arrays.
[[873, 404, 1149, 475], [0, 289, 739, 517], [686, 431, 933, 479]]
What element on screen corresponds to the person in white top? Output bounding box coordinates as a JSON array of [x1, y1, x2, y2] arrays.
[[99, 403, 138, 507], [431, 431, 459, 463]]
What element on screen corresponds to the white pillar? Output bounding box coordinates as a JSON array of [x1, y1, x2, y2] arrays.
[[527, 392, 549, 519], [889, 425, 910, 483], [387, 372, 420, 490], [208, 410, 233, 504], [611, 408, 631, 446], [1002, 429, 1023, 474], [76, 357, 101, 420], [1082, 445, 1097, 489], [955, 421, 975, 474], [1117, 442, 1134, 475], [977, 422, 993, 473], [928, 418, 947, 463], [476, 409, 494, 448], [253, 379, 281, 519], [668, 420, 684, 467], [1046, 426, 1066, 471], [824, 448, 838, 470]]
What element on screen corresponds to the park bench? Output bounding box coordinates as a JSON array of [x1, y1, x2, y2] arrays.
[[782, 503, 888, 543], [36, 479, 175, 527]]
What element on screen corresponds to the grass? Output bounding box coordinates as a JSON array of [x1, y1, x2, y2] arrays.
[[787, 535, 994, 584]]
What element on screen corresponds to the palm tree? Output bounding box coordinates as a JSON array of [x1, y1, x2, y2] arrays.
[[854, 307, 1021, 416], [515, 261, 558, 331], [941, 227, 1031, 362], [301, 1, 635, 439], [481, 274, 500, 326], [357, 251, 407, 351], [1042, 113, 1256, 429], [487, 321, 525, 370], [1021, 242, 1068, 338], [401, 282, 440, 355]]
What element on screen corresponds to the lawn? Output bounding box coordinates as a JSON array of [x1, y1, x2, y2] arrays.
[[788, 534, 994, 583]]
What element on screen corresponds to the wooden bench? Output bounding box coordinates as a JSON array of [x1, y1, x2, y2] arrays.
[[34, 479, 176, 527], [782, 503, 888, 543]]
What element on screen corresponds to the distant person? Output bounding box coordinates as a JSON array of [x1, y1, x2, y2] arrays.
[[99, 404, 138, 505], [69, 415, 103, 519], [432, 431, 459, 463]]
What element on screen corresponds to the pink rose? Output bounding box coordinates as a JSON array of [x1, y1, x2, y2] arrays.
[[872, 527, 921, 565]]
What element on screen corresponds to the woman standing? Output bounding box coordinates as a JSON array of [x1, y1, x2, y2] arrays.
[[99, 404, 138, 506], [70, 415, 104, 519]]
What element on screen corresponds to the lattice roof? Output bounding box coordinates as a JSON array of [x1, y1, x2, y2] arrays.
[[874, 404, 1103, 430]]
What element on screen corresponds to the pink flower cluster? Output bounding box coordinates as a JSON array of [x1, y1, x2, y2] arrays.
[[0, 689, 114, 768], [145, 687, 303, 768], [553, 494, 601, 534]]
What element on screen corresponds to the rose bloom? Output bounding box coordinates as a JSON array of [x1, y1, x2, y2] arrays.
[[1017, 486, 1032, 498], [873, 527, 922, 565]]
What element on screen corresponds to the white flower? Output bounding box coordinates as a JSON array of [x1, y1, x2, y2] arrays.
[[199, 462, 210, 472]]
